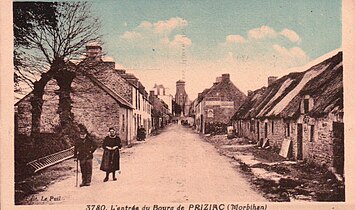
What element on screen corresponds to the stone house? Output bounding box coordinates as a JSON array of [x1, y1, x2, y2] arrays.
[[118, 70, 152, 137], [231, 51, 343, 174], [15, 44, 135, 145], [194, 74, 246, 134], [149, 91, 169, 130]]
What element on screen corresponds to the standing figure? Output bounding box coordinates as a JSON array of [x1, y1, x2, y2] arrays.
[[100, 127, 122, 182], [74, 126, 97, 187]]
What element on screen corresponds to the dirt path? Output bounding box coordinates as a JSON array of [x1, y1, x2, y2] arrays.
[[25, 124, 266, 204]]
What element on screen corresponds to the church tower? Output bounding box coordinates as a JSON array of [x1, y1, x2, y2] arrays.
[[175, 80, 189, 116]]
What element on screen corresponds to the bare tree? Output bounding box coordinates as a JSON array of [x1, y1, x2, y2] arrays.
[[14, 2, 102, 137]]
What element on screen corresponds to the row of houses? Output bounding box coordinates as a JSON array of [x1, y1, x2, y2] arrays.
[[232, 51, 344, 174], [15, 43, 170, 145], [191, 51, 344, 175]]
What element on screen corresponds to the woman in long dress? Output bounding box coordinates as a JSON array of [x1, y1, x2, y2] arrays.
[[100, 127, 121, 182]]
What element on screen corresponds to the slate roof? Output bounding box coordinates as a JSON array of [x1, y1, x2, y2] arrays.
[[84, 72, 134, 109]]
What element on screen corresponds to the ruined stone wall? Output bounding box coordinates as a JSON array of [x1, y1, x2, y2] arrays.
[[40, 79, 60, 133], [15, 79, 61, 135]]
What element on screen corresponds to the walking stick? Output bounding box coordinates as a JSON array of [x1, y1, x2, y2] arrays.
[[75, 158, 79, 187]]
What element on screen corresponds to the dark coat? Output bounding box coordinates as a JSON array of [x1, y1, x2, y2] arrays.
[[74, 135, 97, 161], [100, 135, 121, 172]]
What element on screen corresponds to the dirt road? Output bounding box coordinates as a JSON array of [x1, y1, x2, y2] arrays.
[[26, 124, 266, 204]]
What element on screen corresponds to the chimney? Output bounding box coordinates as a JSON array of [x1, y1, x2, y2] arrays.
[[149, 90, 155, 102], [268, 76, 278, 86], [85, 42, 102, 60], [221, 74, 230, 82], [150, 90, 155, 96], [247, 90, 253, 96]]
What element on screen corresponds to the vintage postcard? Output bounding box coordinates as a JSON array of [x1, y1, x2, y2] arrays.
[[1, 0, 355, 209]]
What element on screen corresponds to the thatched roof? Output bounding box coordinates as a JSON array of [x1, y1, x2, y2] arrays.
[[230, 87, 266, 120], [231, 51, 343, 121]]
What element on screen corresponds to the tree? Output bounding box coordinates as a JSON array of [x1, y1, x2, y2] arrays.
[[14, 2, 57, 94], [14, 2, 102, 137]]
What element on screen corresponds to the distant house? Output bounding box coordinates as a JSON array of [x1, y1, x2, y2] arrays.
[[152, 84, 173, 114], [149, 91, 169, 130], [231, 52, 344, 174], [15, 43, 135, 145], [195, 74, 246, 134]]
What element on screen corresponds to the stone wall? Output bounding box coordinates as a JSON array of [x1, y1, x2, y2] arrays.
[[250, 116, 340, 170], [234, 120, 258, 142], [15, 94, 33, 136], [258, 119, 286, 149], [15, 79, 61, 135], [302, 117, 334, 168], [71, 73, 127, 143]]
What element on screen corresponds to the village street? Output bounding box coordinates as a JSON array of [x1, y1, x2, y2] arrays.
[[26, 124, 266, 205]]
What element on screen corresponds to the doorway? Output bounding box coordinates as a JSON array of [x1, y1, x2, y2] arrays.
[[297, 123, 303, 160], [257, 121, 260, 141]]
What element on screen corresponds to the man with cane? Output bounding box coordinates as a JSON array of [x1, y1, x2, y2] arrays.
[[74, 125, 97, 187]]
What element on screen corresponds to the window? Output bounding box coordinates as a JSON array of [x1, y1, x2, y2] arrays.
[[310, 125, 314, 142], [286, 123, 291, 137], [138, 94, 141, 110], [122, 114, 125, 132], [135, 90, 138, 109], [304, 99, 309, 113]]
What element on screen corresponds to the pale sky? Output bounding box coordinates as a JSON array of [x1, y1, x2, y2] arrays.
[[16, 0, 342, 100]]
